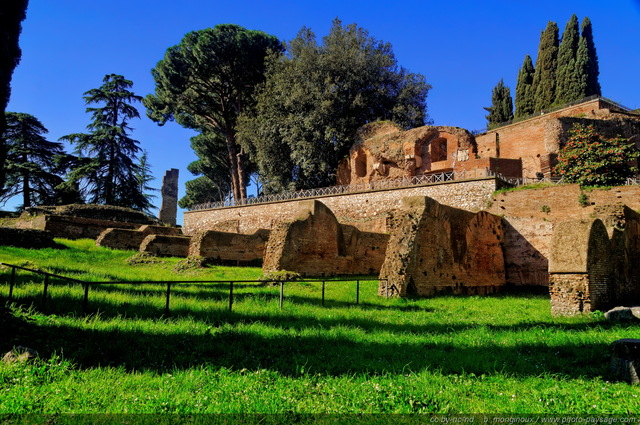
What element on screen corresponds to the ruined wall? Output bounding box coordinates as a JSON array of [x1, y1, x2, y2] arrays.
[[474, 99, 640, 179], [262, 200, 388, 276], [15, 215, 144, 240], [189, 229, 270, 266], [139, 235, 190, 257], [184, 178, 499, 235], [485, 185, 640, 286], [96, 225, 182, 251], [379, 197, 505, 297]]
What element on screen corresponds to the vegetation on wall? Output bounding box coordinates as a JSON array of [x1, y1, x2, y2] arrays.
[[484, 79, 514, 129], [555, 124, 638, 186]]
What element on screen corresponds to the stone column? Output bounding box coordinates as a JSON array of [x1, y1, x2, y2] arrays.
[[158, 168, 179, 226]]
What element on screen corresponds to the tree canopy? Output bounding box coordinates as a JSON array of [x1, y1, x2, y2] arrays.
[[144, 24, 283, 202], [514, 55, 535, 118], [237, 19, 431, 193], [61, 74, 152, 212], [484, 79, 513, 129], [555, 14, 580, 105], [2, 112, 66, 209], [532, 21, 559, 113], [0, 0, 29, 193]]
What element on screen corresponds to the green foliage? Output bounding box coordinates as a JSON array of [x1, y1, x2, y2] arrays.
[[238, 19, 430, 193], [514, 55, 535, 118], [555, 124, 639, 186], [179, 132, 234, 208], [578, 192, 589, 207], [532, 21, 559, 112], [2, 112, 67, 208], [484, 79, 513, 129], [540, 205, 551, 214], [145, 24, 283, 202], [580, 17, 601, 97], [555, 14, 580, 105], [60, 74, 152, 212], [0, 0, 29, 192]]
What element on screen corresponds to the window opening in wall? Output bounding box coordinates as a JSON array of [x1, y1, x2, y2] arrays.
[[431, 138, 448, 162]]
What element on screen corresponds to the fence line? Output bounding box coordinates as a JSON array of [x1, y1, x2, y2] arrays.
[[0, 262, 387, 316], [192, 168, 499, 211]]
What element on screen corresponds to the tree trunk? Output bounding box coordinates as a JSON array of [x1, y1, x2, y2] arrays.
[[225, 128, 246, 203]]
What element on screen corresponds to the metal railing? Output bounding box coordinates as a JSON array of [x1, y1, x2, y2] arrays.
[[1, 262, 387, 316], [191, 168, 498, 211]]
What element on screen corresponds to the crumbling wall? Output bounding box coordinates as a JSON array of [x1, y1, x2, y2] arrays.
[[379, 196, 505, 296], [0, 227, 57, 249], [189, 229, 270, 266], [139, 235, 190, 257], [549, 207, 640, 315], [262, 200, 388, 276], [96, 225, 181, 250]]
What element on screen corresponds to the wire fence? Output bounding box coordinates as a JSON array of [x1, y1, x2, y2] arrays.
[[0, 262, 388, 317]]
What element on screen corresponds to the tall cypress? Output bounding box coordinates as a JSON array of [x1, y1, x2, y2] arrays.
[[484, 79, 514, 129], [555, 14, 580, 104], [515, 55, 535, 117], [532, 21, 559, 113], [581, 17, 601, 97]]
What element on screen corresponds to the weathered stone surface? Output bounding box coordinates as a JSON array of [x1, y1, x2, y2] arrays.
[[0, 227, 57, 248], [15, 204, 155, 240], [379, 196, 505, 297], [140, 235, 190, 257], [184, 178, 499, 235], [610, 339, 640, 384], [189, 229, 270, 266], [604, 306, 640, 322], [263, 200, 388, 276], [549, 207, 640, 316], [158, 169, 179, 226], [96, 225, 181, 251]]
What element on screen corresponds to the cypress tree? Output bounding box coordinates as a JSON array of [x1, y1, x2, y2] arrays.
[[515, 55, 535, 117], [581, 17, 601, 97], [555, 14, 580, 104], [532, 21, 559, 113], [484, 79, 514, 129]]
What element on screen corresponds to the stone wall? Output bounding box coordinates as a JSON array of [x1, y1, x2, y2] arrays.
[[0, 227, 57, 249], [96, 225, 182, 251], [485, 184, 640, 286], [184, 178, 499, 235], [15, 215, 144, 240], [189, 229, 270, 266], [139, 235, 190, 257], [262, 200, 389, 276], [379, 197, 505, 296]]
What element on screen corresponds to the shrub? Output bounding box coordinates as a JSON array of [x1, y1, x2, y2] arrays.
[[555, 124, 639, 186]]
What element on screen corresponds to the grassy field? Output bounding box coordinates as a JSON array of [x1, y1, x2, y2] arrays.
[[1, 239, 639, 415]]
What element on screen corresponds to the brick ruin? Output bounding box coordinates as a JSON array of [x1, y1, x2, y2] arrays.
[[336, 97, 640, 184], [379, 197, 504, 297]]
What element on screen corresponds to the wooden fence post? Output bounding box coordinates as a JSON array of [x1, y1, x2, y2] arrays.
[[279, 281, 284, 310], [356, 280, 360, 305], [165, 282, 172, 316], [229, 281, 234, 311], [322, 281, 325, 307]]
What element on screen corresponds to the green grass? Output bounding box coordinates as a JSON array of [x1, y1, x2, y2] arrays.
[[1, 239, 640, 414]]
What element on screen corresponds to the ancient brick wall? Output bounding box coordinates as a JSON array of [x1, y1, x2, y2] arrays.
[[189, 229, 269, 266], [379, 197, 505, 296], [15, 215, 143, 240], [262, 200, 388, 276], [485, 185, 640, 286], [184, 178, 499, 235], [96, 225, 181, 251], [139, 235, 190, 257]]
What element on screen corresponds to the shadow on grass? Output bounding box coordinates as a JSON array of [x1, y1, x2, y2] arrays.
[[0, 291, 625, 381]]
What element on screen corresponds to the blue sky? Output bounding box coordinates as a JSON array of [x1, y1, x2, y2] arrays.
[[6, 0, 640, 223]]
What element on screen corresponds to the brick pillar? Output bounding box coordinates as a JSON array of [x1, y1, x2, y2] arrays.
[[158, 169, 179, 226]]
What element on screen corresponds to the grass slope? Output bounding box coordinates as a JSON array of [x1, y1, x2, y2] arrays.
[[1, 240, 639, 414]]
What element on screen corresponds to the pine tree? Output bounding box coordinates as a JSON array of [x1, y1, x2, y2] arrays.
[[61, 74, 152, 212], [532, 21, 559, 112], [580, 17, 601, 97], [484, 79, 513, 129], [2, 112, 66, 208], [555, 14, 580, 104], [515, 55, 535, 118]]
